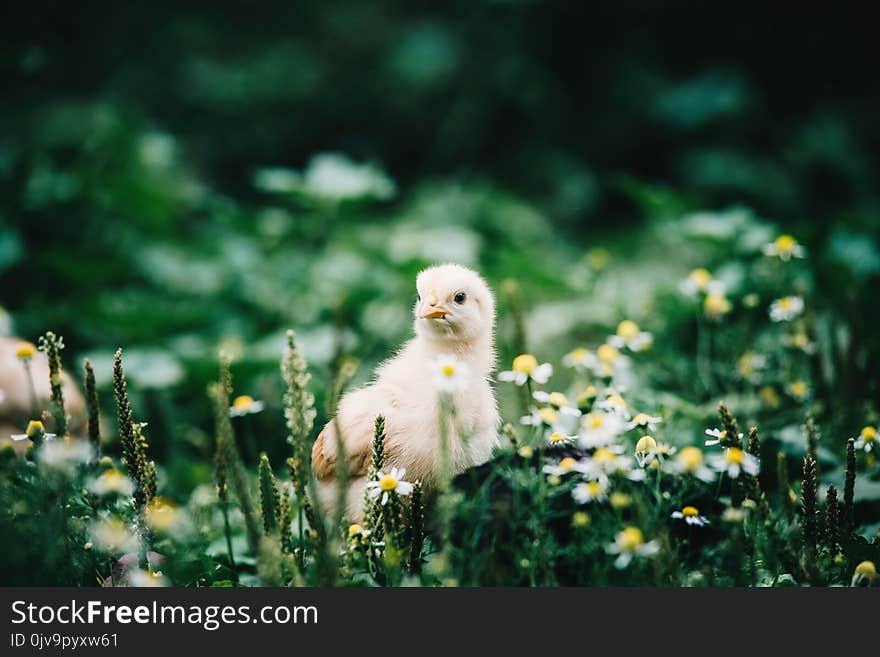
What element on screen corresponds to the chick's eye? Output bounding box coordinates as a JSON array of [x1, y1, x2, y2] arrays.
[[416, 293, 421, 302], [454, 292, 467, 304]]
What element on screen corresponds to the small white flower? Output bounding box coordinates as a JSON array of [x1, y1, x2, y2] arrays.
[[88, 470, 135, 497], [671, 506, 710, 527], [665, 446, 715, 483], [365, 468, 414, 506], [578, 411, 625, 449], [429, 353, 470, 392], [562, 347, 597, 371], [128, 570, 170, 588], [37, 439, 93, 476], [679, 268, 713, 297], [853, 426, 878, 453], [543, 456, 587, 477], [572, 479, 608, 504], [546, 430, 577, 447], [624, 412, 663, 433], [520, 406, 561, 427], [708, 447, 759, 479], [606, 527, 660, 569], [229, 395, 265, 417], [607, 320, 653, 352], [763, 234, 805, 261], [532, 390, 581, 418], [594, 394, 632, 420], [581, 446, 640, 483], [89, 516, 139, 553], [704, 427, 743, 447], [498, 354, 552, 386], [769, 296, 805, 322]]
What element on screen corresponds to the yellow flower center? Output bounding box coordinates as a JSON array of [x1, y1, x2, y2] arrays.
[[619, 527, 644, 551], [558, 457, 577, 470], [441, 364, 456, 377], [610, 492, 632, 509], [593, 448, 616, 463], [689, 268, 712, 290], [597, 343, 620, 364], [605, 395, 626, 408], [572, 511, 591, 527], [16, 342, 37, 360], [517, 445, 534, 459], [587, 481, 602, 496], [102, 471, 125, 489], [548, 432, 568, 444], [726, 447, 745, 464], [584, 385, 597, 397], [568, 347, 590, 363], [548, 392, 569, 408], [26, 420, 45, 438], [232, 395, 254, 409], [861, 426, 877, 442], [774, 234, 797, 253], [512, 354, 538, 374], [789, 380, 807, 397], [632, 412, 651, 425], [585, 413, 604, 429], [348, 524, 363, 537], [678, 446, 703, 470], [538, 407, 559, 424], [793, 332, 810, 348], [681, 506, 699, 517], [779, 297, 793, 311], [617, 320, 641, 340], [635, 435, 657, 454], [379, 475, 398, 491], [704, 294, 732, 317], [855, 560, 876, 581]]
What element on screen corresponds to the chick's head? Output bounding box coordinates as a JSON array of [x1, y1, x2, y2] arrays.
[[414, 263, 495, 344]]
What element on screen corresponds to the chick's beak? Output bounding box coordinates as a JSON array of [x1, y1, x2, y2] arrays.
[[419, 305, 448, 319]]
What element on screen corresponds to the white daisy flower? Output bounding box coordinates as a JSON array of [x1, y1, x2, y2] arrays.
[[608, 320, 653, 352], [532, 390, 581, 418], [704, 427, 743, 447], [365, 468, 414, 506], [671, 506, 710, 527], [787, 380, 810, 401], [704, 292, 733, 320], [581, 446, 642, 482], [88, 470, 135, 497], [625, 412, 663, 433], [595, 394, 632, 420], [37, 439, 93, 476], [546, 431, 577, 447], [429, 353, 470, 392], [665, 446, 715, 483], [762, 234, 805, 261], [769, 296, 805, 322], [88, 516, 139, 554], [782, 331, 816, 354], [578, 411, 625, 449], [520, 406, 561, 427], [543, 456, 587, 477], [498, 354, 553, 386], [229, 395, 265, 417], [634, 436, 674, 468], [679, 268, 713, 297], [708, 447, 759, 479], [606, 527, 660, 569], [572, 479, 608, 504], [128, 570, 170, 588], [562, 347, 597, 371], [853, 426, 878, 453]]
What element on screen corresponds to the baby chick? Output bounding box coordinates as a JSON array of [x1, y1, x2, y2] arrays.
[[312, 263, 500, 521]]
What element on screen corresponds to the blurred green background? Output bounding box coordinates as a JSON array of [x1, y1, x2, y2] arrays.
[[1, 2, 878, 498]]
